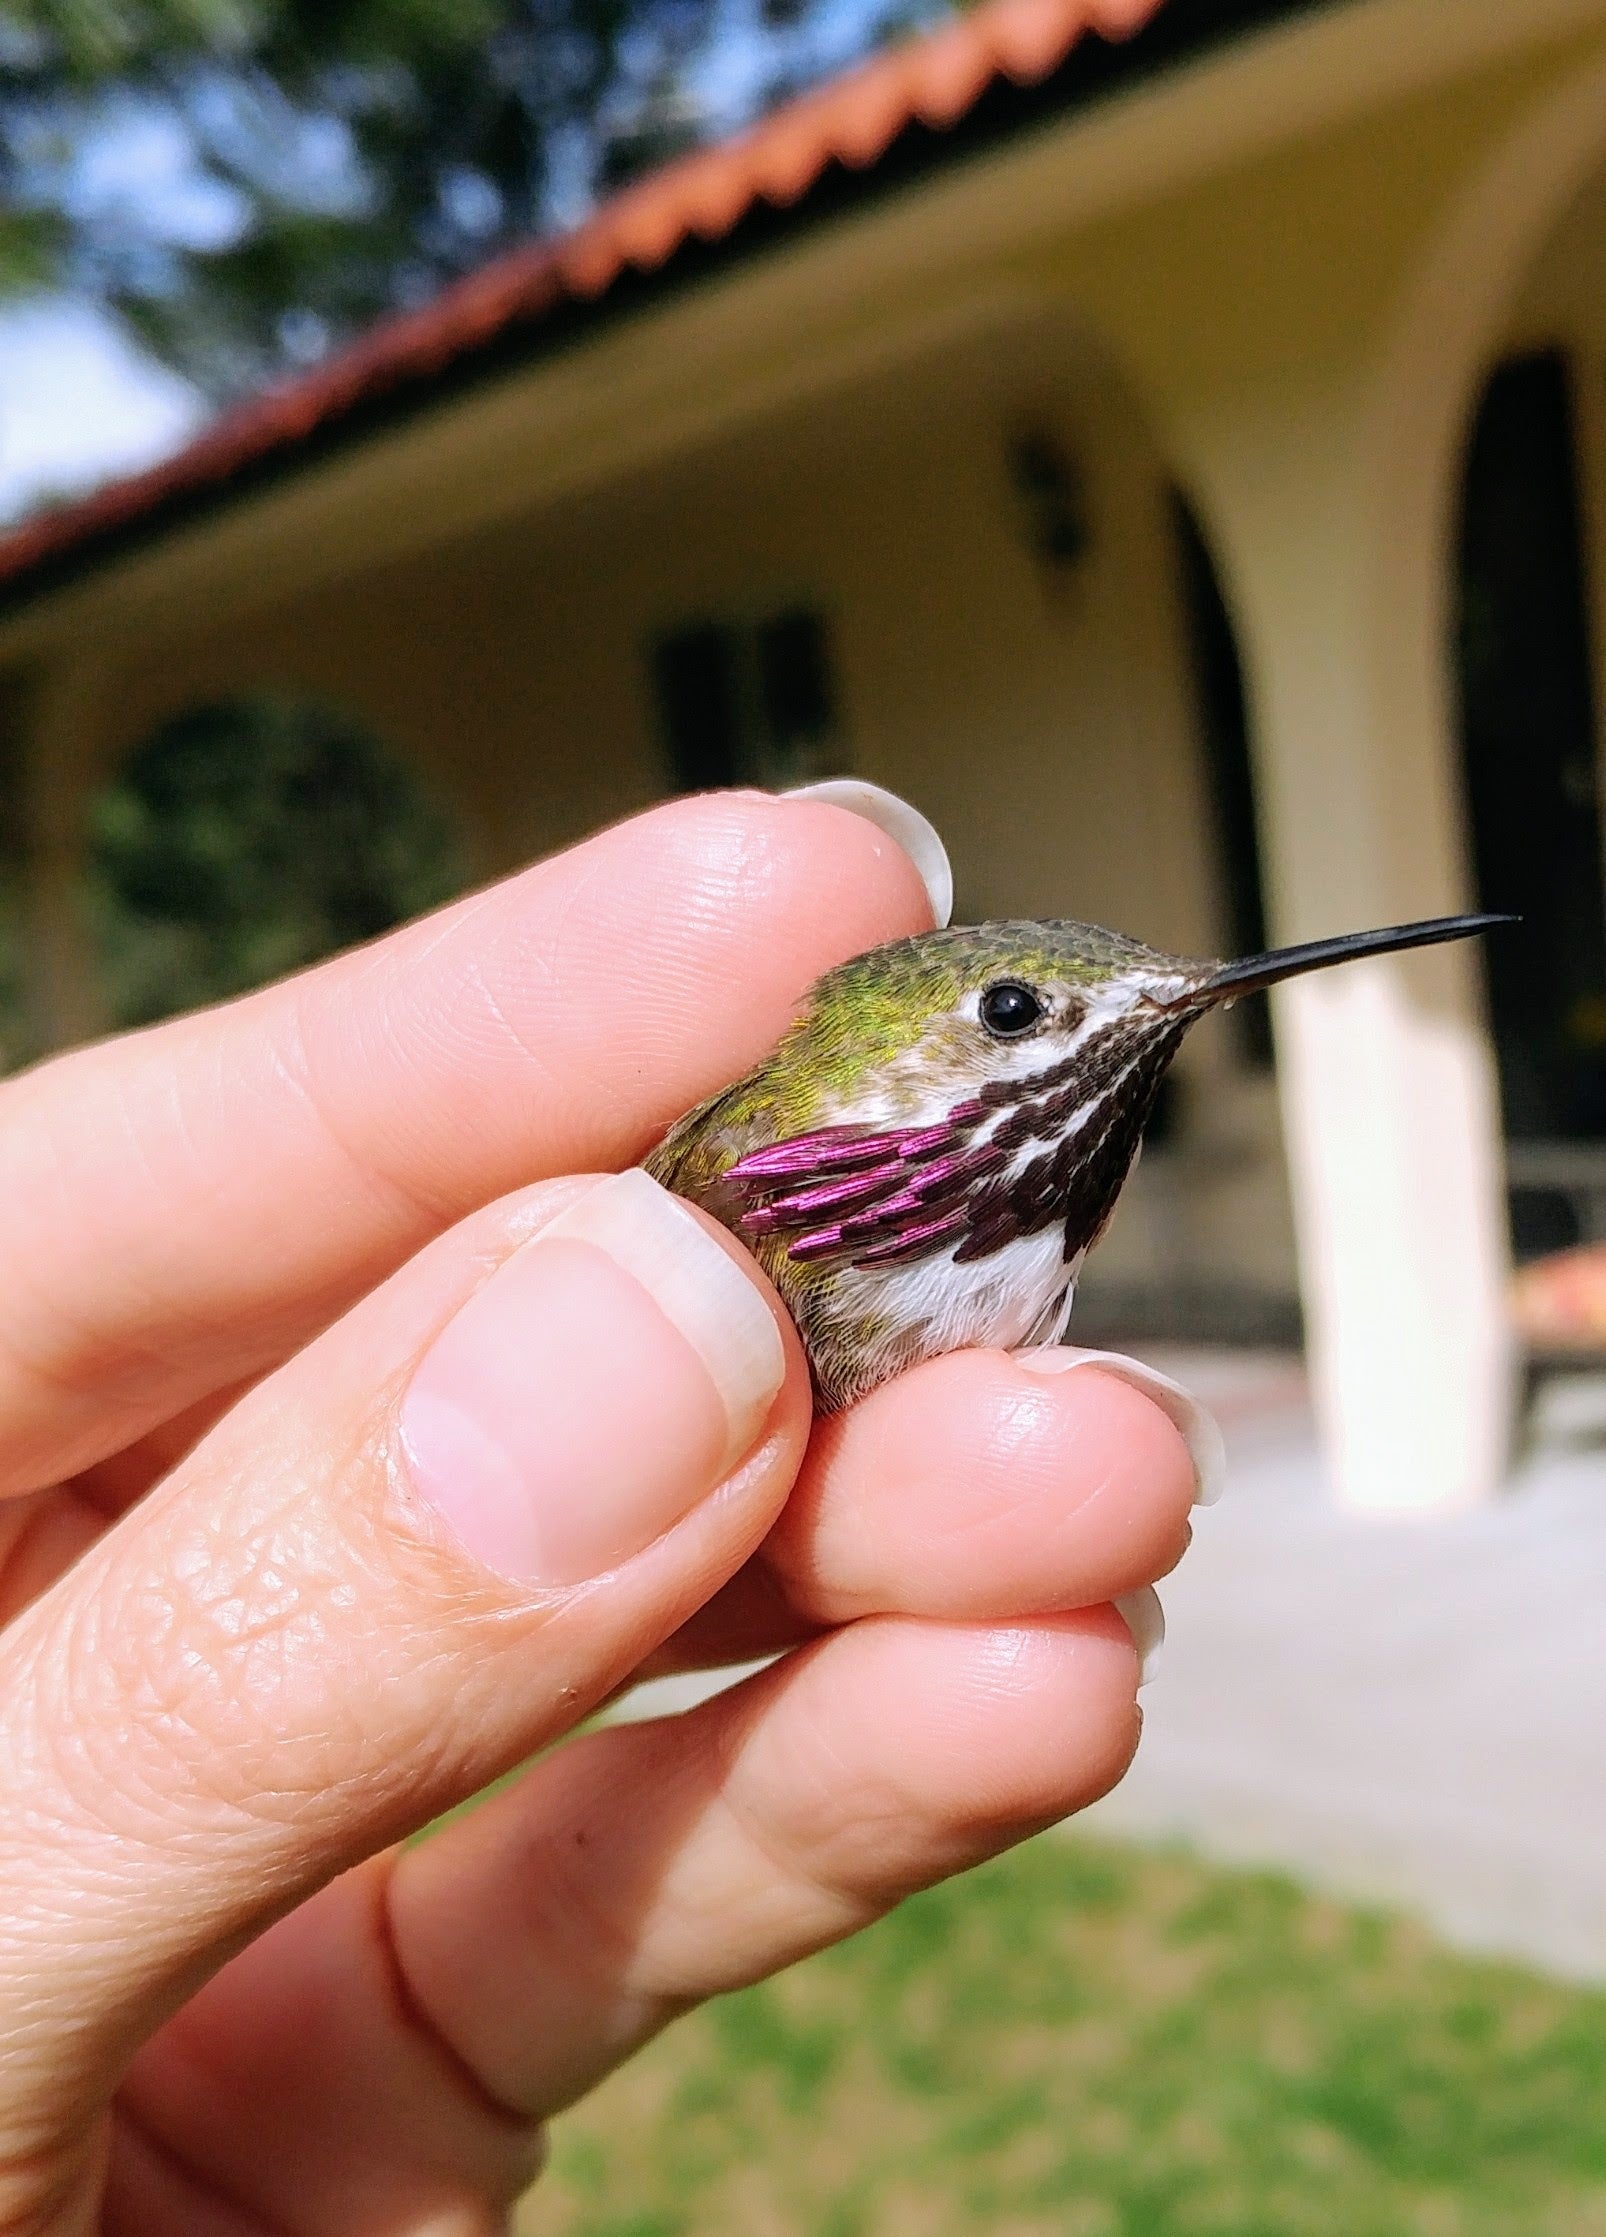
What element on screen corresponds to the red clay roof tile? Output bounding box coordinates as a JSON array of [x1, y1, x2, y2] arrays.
[[0, 0, 1165, 602]]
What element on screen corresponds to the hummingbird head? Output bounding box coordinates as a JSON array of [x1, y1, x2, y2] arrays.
[[719, 911, 1508, 1279]]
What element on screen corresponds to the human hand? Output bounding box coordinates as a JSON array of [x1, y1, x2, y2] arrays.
[[0, 789, 1205, 2235]]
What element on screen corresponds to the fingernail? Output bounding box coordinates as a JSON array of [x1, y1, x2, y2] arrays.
[[399, 1172, 786, 1587], [786, 779, 953, 928], [1016, 1346, 1226, 1507], [1114, 1586, 1165, 1687]]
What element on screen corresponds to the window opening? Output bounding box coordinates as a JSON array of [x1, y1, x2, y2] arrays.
[[653, 606, 845, 791]]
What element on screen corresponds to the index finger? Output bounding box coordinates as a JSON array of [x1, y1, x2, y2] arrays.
[[0, 789, 937, 1494]]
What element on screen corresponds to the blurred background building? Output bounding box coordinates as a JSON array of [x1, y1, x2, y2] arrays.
[[2, 0, 1606, 1516]]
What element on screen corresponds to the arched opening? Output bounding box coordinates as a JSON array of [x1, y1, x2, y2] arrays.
[[1170, 488, 1273, 1074], [88, 694, 467, 1028], [1455, 350, 1606, 1257], [1439, 119, 1606, 1285], [1084, 481, 1296, 1347], [1253, 43, 1606, 1497]]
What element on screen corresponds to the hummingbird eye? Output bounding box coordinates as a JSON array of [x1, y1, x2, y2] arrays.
[[979, 981, 1045, 1038]]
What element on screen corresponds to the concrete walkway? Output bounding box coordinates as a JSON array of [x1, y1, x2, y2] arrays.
[[1086, 1348, 1606, 1981]]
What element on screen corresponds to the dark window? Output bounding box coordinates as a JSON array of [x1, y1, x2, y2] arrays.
[[652, 606, 844, 791], [652, 623, 744, 792], [1456, 353, 1606, 1142], [757, 609, 836, 759], [1171, 492, 1272, 1066], [1007, 430, 1089, 573], [1456, 350, 1606, 1255]]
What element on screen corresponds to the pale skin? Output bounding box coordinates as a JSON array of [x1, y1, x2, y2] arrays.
[[0, 792, 1198, 2237]]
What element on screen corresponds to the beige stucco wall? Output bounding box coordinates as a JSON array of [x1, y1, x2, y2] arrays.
[[1030, 19, 1606, 1504], [67, 317, 1298, 1319], [20, 2, 1606, 1473]]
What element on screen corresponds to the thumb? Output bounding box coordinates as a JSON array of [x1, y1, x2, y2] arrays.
[[0, 1171, 803, 2186]]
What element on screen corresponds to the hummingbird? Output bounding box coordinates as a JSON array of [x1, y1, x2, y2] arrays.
[[646, 912, 1508, 1412]]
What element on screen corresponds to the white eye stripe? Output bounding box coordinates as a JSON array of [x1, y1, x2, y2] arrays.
[[828, 973, 1174, 1132]]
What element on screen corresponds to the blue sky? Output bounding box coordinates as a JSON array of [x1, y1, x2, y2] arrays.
[[0, 297, 204, 524], [0, 0, 926, 529]]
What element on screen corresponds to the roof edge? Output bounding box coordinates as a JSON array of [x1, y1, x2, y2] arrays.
[[0, 0, 1325, 622]]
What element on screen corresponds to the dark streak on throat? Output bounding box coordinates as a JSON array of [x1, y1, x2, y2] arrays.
[[725, 1019, 1187, 1273], [953, 1025, 1184, 1265]]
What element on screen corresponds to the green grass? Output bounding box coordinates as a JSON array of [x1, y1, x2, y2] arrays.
[[525, 1835, 1606, 2236]]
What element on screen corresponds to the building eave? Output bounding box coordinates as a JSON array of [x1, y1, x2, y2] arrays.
[[2, 0, 1603, 657], [0, 0, 1299, 623]]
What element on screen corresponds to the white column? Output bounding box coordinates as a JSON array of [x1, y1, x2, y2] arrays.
[[1052, 31, 1606, 1511], [1214, 427, 1512, 1513]]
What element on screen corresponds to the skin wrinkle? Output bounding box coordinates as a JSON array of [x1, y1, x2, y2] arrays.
[[920, 1382, 1071, 1547], [0, 1060, 193, 1372], [670, 1630, 1111, 1975], [295, 932, 445, 1146], [1063, 1452, 1128, 1529], [0, 1493, 101, 1629], [0, 796, 1194, 2231], [583, 807, 912, 1101], [415, 934, 564, 1081], [133, 1046, 217, 1217], [1062, 1441, 1191, 1579], [25, 1357, 591, 1865], [398, 814, 832, 1165], [60, 1389, 258, 1539], [0, 799, 925, 1508], [370, 1857, 542, 2143], [634, 830, 771, 1009], [365, 821, 769, 1133], [0, 1284, 179, 1455], [281, 861, 549, 1140], [696, 1772, 884, 1985], [44, 1623, 307, 1860], [0, 2129, 105, 2237], [990, 1375, 1193, 1579], [12, 1395, 1145, 1870], [676, 863, 828, 1013], [349, 876, 508, 993], [407, 1704, 877, 2110], [32, 1628, 416, 1888], [108, 2100, 286, 2237], [0, 1060, 310, 1447], [435, 948, 594, 1153], [272, 1000, 460, 1245], [715, 1674, 894, 1911], [779, 1365, 1187, 1624], [30, 1465, 389, 1852], [0, 1467, 1154, 2237], [453, 951, 555, 1084], [433, 1748, 695, 2068], [515, 856, 668, 1139]]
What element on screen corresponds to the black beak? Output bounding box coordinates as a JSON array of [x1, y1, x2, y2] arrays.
[[1179, 912, 1516, 1006]]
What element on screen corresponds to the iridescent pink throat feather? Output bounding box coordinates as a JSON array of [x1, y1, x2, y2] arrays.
[[723, 1026, 1183, 1273]]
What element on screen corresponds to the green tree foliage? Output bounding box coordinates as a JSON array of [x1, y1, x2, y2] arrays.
[[1, 0, 931, 398], [87, 694, 467, 1025]]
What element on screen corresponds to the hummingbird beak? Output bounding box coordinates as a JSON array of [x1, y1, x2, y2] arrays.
[[1173, 912, 1516, 1008]]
